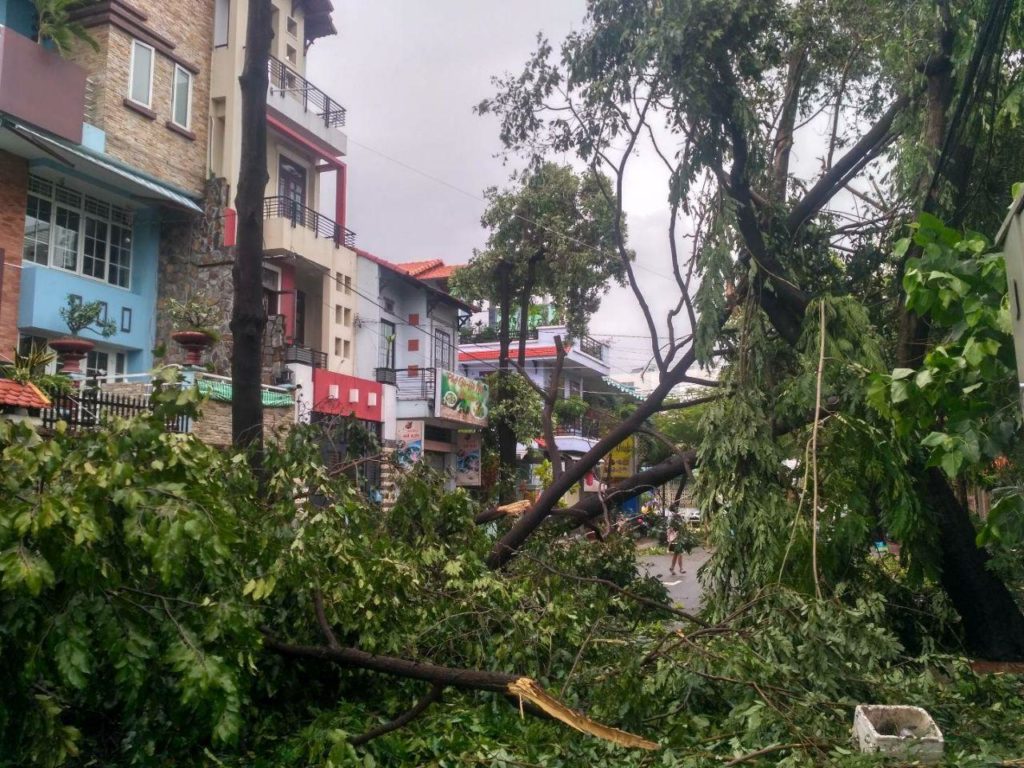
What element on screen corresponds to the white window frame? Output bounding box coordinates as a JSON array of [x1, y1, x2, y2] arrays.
[[128, 40, 155, 108], [25, 177, 133, 290], [170, 63, 194, 129]]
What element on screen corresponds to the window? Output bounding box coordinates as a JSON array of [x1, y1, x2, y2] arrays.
[[262, 266, 280, 314], [285, 44, 297, 66], [434, 328, 453, 371], [343, 275, 352, 295], [343, 340, 351, 359], [171, 65, 193, 128], [121, 307, 132, 333], [24, 177, 134, 287], [213, 0, 230, 46], [334, 337, 342, 356], [336, 272, 344, 290], [86, 350, 125, 380], [128, 40, 155, 107], [335, 305, 343, 324], [286, 16, 298, 36], [343, 308, 351, 326], [23, 193, 51, 265], [379, 320, 396, 369]]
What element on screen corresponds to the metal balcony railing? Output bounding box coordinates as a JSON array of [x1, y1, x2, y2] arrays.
[[578, 335, 606, 361], [268, 55, 347, 127], [284, 341, 327, 368], [264, 196, 356, 248], [395, 367, 436, 401]]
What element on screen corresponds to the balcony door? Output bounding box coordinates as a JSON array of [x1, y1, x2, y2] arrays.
[[278, 156, 307, 217]]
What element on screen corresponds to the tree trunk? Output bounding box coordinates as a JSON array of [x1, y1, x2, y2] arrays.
[[496, 262, 518, 499], [231, 0, 272, 453], [923, 468, 1024, 660], [541, 337, 567, 483]]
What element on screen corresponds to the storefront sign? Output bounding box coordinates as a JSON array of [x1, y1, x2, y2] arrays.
[[455, 432, 482, 486], [606, 436, 635, 482], [436, 370, 489, 426], [397, 420, 424, 466]]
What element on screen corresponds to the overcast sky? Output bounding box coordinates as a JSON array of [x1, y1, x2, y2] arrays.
[[306, 2, 707, 379]]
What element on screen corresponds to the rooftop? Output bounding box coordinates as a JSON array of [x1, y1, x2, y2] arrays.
[[0, 379, 52, 410]]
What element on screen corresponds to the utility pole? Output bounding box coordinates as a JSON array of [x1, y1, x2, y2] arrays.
[[231, 0, 272, 455]]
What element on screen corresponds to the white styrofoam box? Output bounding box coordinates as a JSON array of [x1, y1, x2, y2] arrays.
[[853, 705, 944, 765]]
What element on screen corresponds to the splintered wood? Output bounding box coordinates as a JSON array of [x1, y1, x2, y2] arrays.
[[507, 677, 659, 750], [496, 500, 532, 516]]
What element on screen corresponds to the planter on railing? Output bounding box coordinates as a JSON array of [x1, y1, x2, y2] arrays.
[[171, 330, 217, 366]]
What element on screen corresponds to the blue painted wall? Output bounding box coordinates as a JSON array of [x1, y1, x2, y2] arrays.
[[18, 208, 160, 372], [0, 0, 37, 38]]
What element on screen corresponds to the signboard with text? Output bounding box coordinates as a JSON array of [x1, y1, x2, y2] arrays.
[[455, 432, 482, 486], [436, 370, 489, 426], [606, 437, 635, 482], [396, 420, 424, 466]]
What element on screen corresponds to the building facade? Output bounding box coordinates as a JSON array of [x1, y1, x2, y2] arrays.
[[355, 250, 486, 485], [0, 0, 208, 376]]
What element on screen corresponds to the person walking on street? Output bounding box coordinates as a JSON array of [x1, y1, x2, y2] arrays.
[[667, 515, 686, 575]]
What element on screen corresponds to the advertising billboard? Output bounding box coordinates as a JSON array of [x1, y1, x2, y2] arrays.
[[436, 370, 489, 426], [396, 420, 424, 466], [455, 432, 482, 486]]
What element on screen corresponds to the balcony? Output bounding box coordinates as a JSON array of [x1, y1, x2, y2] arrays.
[[264, 196, 355, 247], [0, 26, 86, 142], [267, 56, 347, 155], [578, 335, 606, 361], [283, 341, 327, 368], [263, 196, 356, 270], [395, 367, 436, 401]]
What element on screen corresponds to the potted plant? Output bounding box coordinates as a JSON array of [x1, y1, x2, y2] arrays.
[[165, 297, 222, 366], [30, 0, 98, 56], [49, 296, 117, 374]]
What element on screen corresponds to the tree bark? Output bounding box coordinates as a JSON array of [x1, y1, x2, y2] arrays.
[[231, 0, 272, 453], [495, 261, 518, 499], [923, 468, 1024, 660]]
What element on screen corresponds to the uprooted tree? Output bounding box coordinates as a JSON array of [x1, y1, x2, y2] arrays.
[[475, 0, 1024, 660]]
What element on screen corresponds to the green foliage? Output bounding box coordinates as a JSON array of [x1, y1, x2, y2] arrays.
[[553, 395, 588, 426], [869, 215, 1018, 482], [452, 162, 627, 340], [0, 343, 71, 396], [163, 296, 224, 340], [482, 370, 543, 446], [58, 295, 117, 338], [30, 0, 99, 56]]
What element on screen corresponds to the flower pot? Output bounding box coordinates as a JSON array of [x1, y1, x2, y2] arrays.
[[48, 337, 95, 375], [171, 330, 216, 366]]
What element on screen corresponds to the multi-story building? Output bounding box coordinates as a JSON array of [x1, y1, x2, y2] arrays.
[[354, 250, 486, 485], [0, 0, 210, 375]]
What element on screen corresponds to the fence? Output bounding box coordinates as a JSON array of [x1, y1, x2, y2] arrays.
[[268, 55, 347, 127], [41, 390, 188, 433], [395, 367, 437, 401]]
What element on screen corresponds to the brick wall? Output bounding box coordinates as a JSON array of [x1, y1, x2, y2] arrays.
[[70, 0, 213, 195], [0, 151, 28, 362]]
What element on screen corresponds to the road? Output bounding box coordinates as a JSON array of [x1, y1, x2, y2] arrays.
[[639, 547, 713, 614]]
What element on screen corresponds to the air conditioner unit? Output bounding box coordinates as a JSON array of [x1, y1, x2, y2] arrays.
[[275, 368, 294, 386]]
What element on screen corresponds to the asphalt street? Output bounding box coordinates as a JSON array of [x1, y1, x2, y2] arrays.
[[639, 547, 713, 614]]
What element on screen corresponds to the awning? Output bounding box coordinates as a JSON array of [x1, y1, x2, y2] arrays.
[[5, 121, 202, 213], [197, 379, 294, 409]]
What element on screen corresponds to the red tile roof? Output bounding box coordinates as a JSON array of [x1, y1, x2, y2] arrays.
[[417, 264, 459, 280], [0, 379, 51, 409], [392, 259, 443, 277], [458, 345, 570, 363]]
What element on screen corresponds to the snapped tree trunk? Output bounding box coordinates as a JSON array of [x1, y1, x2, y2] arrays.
[[231, 0, 272, 453]]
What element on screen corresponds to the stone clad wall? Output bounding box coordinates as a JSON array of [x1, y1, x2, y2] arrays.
[[69, 0, 213, 195], [190, 399, 294, 447]]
